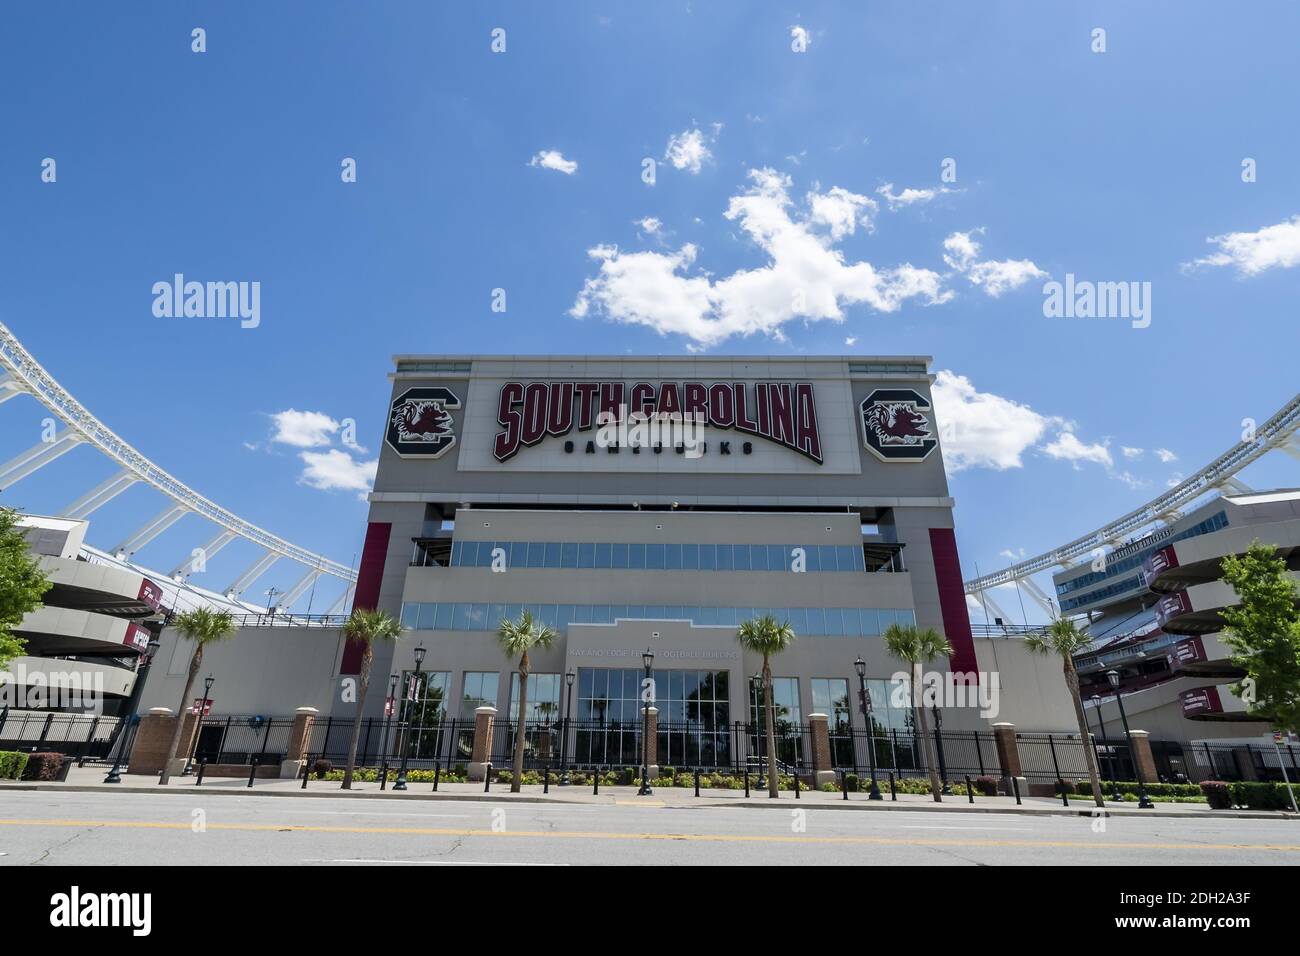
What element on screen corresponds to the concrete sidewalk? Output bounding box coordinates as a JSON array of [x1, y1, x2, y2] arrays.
[[2, 767, 1294, 820]]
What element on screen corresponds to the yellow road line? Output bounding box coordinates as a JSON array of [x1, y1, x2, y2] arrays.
[[0, 818, 1296, 851]]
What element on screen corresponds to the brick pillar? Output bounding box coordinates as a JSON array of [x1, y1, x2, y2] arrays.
[[808, 713, 835, 786], [127, 707, 181, 775], [281, 706, 318, 778], [1129, 730, 1158, 784], [644, 707, 658, 779], [468, 706, 496, 781], [992, 721, 1026, 795]]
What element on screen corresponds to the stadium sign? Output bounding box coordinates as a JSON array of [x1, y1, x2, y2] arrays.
[[860, 388, 937, 462], [492, 380, 823, 463], [385, 386, 462, 458]]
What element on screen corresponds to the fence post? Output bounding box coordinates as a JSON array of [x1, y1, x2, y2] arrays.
[[283, 707, 317, 780], [976, 732, 986, 776], [992, 722, 1024, 797], [468, 706, 497, 782], [1129, 730, 1158, 784], [1047, 733, 1063, 789], [807, 714, 834, 788]]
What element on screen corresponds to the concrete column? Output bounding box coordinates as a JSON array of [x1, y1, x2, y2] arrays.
[[127, 707, 184, 775], [808, 713, 835, 786], [468, 706, 497, 781], [281, 706, 318, 779], [644, 707, 659, 779], [992, 721, 1026, 796], [1129, 730, 1158, 783]]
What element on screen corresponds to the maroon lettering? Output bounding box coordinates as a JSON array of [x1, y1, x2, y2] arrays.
[[493, 381, 525, 460]]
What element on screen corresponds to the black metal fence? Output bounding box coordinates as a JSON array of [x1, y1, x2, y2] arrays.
[[0, 711, 124, 761]]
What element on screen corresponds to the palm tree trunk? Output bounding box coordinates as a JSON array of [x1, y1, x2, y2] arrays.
[[341, 643, 373, 789], [511, 652, 529, 793], [1064, 657, 1105, 808], [913, 664, 942, 802], [763, 657, 779, 798], [159, 645, 202, 786]]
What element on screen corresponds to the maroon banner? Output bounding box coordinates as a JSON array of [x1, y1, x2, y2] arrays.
[[1180, 686, 1222, 716], [1155, 590, 1193, 627], [122, 622, 151, 653], [1141, 544, 1179, 587], [1166, 635, 1206, 670], [928, 527, 979, 681], [137, 578, 164, 612], [340, 522, 392, 675]]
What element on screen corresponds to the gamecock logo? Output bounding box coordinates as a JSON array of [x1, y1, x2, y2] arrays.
[[385, 386, 462, 459], [860, 388, 938, 462]]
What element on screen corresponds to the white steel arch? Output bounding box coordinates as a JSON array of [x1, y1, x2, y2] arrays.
[[964, 390, 1300, 596], [0, 320, 357, 585]]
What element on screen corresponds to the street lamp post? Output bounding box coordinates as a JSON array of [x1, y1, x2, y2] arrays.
[[931, 703, 951, 794], [378, 673, 398, 785], [560, 669, 575, 785], [394, 644, 426, 791], [854, 657, 882, 801], [1107, 669, 1154, 809], [638, 649, 654, 796], [749, 672, 764, 787], [105, 639, 161, 784], [1090, 693, 1122, 802], [181, 674, 215, 775]]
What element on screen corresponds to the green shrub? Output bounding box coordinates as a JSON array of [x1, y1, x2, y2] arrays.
[[1228, 781, 1300, 811], [0, 751, 30, 780]]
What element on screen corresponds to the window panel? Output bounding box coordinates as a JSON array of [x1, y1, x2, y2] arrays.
[[594, 542, 612, 568], [545, 542, 562, 568]]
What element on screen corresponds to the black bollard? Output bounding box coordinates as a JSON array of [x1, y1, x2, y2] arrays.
[[1012, 775, 1022, 806], [1061, 782, 1070, 807], [593, 768, 600, 796], [432, 762, 440, 792], [965, 774, 973, 804], [196, 759, 207, 787], [300, 759, 309, 791], [484, 764, 492, 793], [888, 771, 897, 801], [246, 759, 258, 789], [841, 770, 848, 800], [694, 767, 700, 797], [380, 761, 388, 791], [744, 770, 750, 797], [543, 766, 550, 794]]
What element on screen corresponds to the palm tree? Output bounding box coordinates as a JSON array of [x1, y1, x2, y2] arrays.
[[736, 614, 797, 798], [340, 608, 404, 790], [882, 623, 953, 802], [497, 610, 558, 793], [158, 607, 235, 785], [1025, 618, 1105, 808]]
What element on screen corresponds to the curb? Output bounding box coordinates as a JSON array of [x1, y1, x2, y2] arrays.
[[3, 782, 1295, 820]]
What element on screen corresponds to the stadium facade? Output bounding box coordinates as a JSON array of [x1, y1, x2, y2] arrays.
[[313, 354, 1072, 738]]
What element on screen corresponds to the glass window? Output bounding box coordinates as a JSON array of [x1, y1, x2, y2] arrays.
[[400, 603, 419, 629], [645, 543, 665, 569], [611, 542, 629, 568], [716, 544, 733, 571], [629, 543, 645, 568], [591, 604, 611, 624], [749, 545, 767, 571], [509, 672, 563, 723], [859, 609, 878, 635], [578, 542, 595, 568], [594, 542, 612, 568], [698, 544, 716, 570], [461, 672, 499, 716], [787, 607, 807, 634], [450, 541, 463, 566], [733, 545, 751, 571], [560, 542, 577, 568], [508, 541, 527, 569], [825, 608, 845, 637], [769, 545, 789, 572], [433, 603, 453, 630], [806, 607, 825, 634], [400, 671, 451, 726], [544, 542, 561, 568], [665, 543, 682, 570], [681, 543, 699, 570], [527, 542, 546, 568]]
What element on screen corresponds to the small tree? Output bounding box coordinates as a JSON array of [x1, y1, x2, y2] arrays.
[[1025, 618, 1105, 808], [497, 610, 558, 793], [159, 607, 235, 785], [1219, 541, 1300, 735], [736, 615, 797, 798], [882, 623, 953, 802], [0, 508, 51, 669], [340, 608, 404, 789]]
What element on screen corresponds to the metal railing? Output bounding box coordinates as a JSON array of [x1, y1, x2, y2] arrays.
[[0, 711, 124, 761]]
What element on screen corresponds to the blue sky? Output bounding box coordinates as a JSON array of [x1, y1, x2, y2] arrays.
[[2, 2, 1298, 616]]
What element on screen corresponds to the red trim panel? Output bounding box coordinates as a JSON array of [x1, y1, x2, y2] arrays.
[[340, 522, 392, 675], [928, 528, 979, 681]]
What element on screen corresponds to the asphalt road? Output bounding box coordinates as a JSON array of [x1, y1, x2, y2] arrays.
[[0, 790, 1296, 865]]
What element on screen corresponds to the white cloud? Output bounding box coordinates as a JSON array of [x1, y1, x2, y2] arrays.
[[571, 168, 950, 347], [664, 126, 718, 174], [1121, 446, 1144, 460], [844, 335, 857, 346], [1166, 472, 1185, 488], [805, 186, 877, 240], [270, 409, 339, 448], [930, 370, 1054, 472], [298, 449, 378, 500], [528, 149, 578, 175], [1185, 215, 1300, 275], [877, 183, 948, 208], [635, 217, 662, 234], [1042, 430, 1113, 469], [943, 229, 1047, 297], [1154, 447, 1178, 464]]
